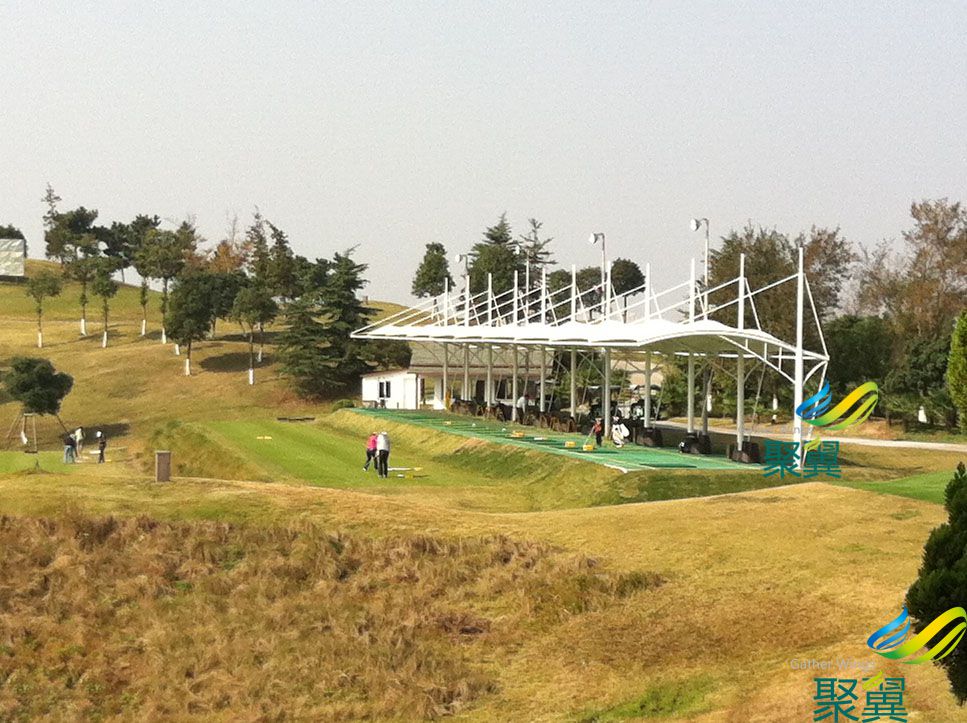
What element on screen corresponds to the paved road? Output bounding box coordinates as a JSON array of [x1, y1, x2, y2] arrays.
[[659, 420, 967, 454]]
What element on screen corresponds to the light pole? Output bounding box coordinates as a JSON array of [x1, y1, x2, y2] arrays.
[[690, 218, 710, 318], [588, 232, 606, 317], [515, 243, 531, 321], [455, 253, 472, 399], [691, 217, 711, 446]]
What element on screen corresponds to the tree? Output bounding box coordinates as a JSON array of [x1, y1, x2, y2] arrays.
[[278, 296, 339, 399], [412, 242, 454, 297], [317, 249, 374, 384], [207, 269, 247, 338], [65, 241, 100, 337], [91, 258, 120, 348], [0, 223, 25, 250], [208, 214, 250, 274], [41, 184, 64, 262], [136, 227, 195, 344], [25, 270, 62, 348], [165, 273, 215, 376], [825, 315, 894, 396], [906, 462, 967, 702], [516, 218, 555, 280], [949, 312, 967, 432], [3, 357, 73, 417], [268, 222, 297, 302], [231, 282, 278, 385], [469, 214, 523, 295], [278, 249, 373, 398], [245, 209, 272, 284], [610, 258, 645, 320], [99, 214, 160, 284]]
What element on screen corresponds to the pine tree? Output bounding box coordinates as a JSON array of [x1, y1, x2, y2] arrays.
[[949, 311, 967, 432], [246, 210, 272, 285], [318, 250, 374, 383], [267, 222, 297, 302], [907, 462, 967, 702], [411, 242, 454, 297], [469, 214, 523, 295], [278, 296, 339, 398]]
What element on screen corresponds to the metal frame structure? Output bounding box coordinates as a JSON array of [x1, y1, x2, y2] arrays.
[[352, 250, 828, 457]]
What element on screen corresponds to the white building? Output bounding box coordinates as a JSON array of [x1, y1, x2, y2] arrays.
[[360, 342, 552, 410]]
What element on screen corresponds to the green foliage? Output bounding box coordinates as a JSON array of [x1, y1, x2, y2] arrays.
[[3, 357, 74, 416], [165, 272, 215, 355], [231, 282, 278, 331], [825, 315, 894, 395], [950, 312, 967, 432], [91, 258, 120, 337], [99, 214, 160, 275], [331, 399, 356, 410], [363, 339, 412, 370], [245, 210, 272, 284], [516, 218, 555, 273], [610, 258, 644, 296], [411, 242, 454, 297], [884, 332, 954, 426], [25, 270, 62, 317], [906, 462, 967, 703], [208, 270, 247, 325], [136, 227, 196, 320], [469, 214, 523, 294], [278, 297, 339, 398], [267, 223, 298, 301], [278, 249, 374, 399]]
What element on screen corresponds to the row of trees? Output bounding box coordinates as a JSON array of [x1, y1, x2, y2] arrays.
[[411, 203, 967, 429], [411, 214, 645, 315], [28, 187, 404, 394]]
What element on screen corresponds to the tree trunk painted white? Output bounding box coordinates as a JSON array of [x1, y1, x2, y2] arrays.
[[141, 318, 146, 336], [257, 345, 263, 363], [80, 317, 87, 336], [37, 331, 43, 349], [184, 357, 191, 376], [174, 344, 180, 356], [102, 331, 108, 348], [248, 367, 255, 385], [161, 328, 167, 344]]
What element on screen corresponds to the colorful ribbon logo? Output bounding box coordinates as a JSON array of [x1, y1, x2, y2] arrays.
[[796, 380, 879, 431], [868, 606, 967, 664]]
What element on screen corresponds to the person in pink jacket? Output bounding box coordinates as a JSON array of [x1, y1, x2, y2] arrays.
[[363, 432, 378, 471]]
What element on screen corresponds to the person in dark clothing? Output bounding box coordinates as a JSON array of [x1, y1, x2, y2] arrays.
[[63, 433, 75, 463], [96, 431, 107, 463], [376, 431, 391, 478], [593, 417, 604, 448]]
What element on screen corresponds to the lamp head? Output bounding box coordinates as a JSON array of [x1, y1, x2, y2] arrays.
[[690, 218, 701, 232]]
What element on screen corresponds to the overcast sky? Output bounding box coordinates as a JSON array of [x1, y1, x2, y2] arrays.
[[2, 2, 965, 302]]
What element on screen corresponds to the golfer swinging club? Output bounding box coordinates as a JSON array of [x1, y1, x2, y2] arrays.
[[376, 430, 391, 478]]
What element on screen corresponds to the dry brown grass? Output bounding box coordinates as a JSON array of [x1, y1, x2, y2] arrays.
[[0, 512, 659, 722]]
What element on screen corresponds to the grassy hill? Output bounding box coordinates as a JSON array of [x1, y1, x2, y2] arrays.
[[2, 266, 967, 721]]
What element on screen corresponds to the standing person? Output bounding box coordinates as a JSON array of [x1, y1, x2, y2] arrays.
[[363, 431, 378, 471], [96, 430, 107, 463], [73, 427, 84, 462], [516, 393, 529, 424], [63, 433, 75, 464], [376, 430, 391, 479], [593, 417, 604, 448]]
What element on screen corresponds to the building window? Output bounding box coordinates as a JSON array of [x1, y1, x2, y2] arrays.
[[378, 380, 392, 398]]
